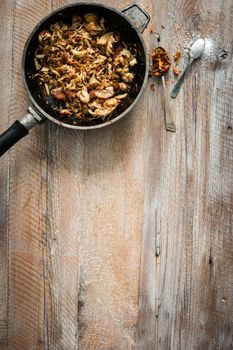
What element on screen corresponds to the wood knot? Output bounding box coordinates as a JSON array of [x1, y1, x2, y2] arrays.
[[192, 13, 202, 25], [208, 255, 213, 265], [78, 299, 84, 311], [216, 49, 228, 61], [227, 125, 232, 131]]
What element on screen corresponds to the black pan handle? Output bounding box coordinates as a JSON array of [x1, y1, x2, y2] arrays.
[[121, 4, 150, 33], [0, 121, 28, 156], [0, 107, 43, 157]]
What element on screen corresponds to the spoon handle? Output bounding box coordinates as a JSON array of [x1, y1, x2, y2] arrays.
[[170, 58, 193, 98], [161, 76, 176, 132]]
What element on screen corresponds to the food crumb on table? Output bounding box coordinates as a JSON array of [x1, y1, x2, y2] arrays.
[[150, 84, 155, 91], [173, 66, 180, 76], [173, 50, 181, 63]]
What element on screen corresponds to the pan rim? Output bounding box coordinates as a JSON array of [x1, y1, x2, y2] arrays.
[[22, 2, 149, 130]]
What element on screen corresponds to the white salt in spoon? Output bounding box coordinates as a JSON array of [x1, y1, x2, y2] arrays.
[[171, 38, 205, 98]]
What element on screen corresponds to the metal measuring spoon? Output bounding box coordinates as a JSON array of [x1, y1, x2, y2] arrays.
[[152, 47, 176, 132], [161, 75, 176, 131], [171, 38, 205, 99]]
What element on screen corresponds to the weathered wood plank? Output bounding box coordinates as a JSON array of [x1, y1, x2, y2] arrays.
[[43, 104, 84, 349], [0, 1, 15, 348], [41, 1, 84, 349], [137, 0, 233, 349], [42, 124, 84, 350], [4, 1, 51, 349]]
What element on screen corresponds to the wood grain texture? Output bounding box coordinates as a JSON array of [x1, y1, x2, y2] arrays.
[[0, 0, 233, 349]]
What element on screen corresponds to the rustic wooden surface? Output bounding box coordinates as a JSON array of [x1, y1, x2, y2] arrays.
[[0, 0, 233, 349]]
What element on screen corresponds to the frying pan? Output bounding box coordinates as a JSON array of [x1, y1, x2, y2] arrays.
[[0, 3, 150, 157]]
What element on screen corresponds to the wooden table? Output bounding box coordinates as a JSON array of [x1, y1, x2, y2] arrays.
[[0, 0, 233, 349]]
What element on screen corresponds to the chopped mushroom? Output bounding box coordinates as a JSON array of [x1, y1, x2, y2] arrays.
[[106, 34, 118, 55], [97, 33, 109, 46], [50, 68, 60, 77], [89, 76, 100, 87], [84, 13, 99, 23], [45, 83, 50, 95], [93, 55, 107, 65], [121, 49, 131, 58], [89, 100, 102, 109], [122, 72, 134, 83], [89, 105, 117, 117], [41, 67, 49, 72], [84, 22, 102, 35], [77, 86, 90, 103], [119, 82, 129, 90], [60, 109, 72, 115], [36, 54, 45, 59], [116, 93, 128, 99], [97, 32, 118, 55], [129, 58, 137, 66], [34, 58, 41, 70], [38, 30, 51, 43], [71, 49, 87, 58], [104, 98, 118, 108], [95, 86, 114, 99]]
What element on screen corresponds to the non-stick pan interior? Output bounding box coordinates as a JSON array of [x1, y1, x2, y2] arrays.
[[23, 4, 147, 127]]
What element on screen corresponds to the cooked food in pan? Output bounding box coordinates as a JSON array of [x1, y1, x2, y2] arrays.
[[34, 13, 138, 120]]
